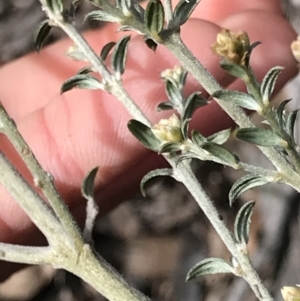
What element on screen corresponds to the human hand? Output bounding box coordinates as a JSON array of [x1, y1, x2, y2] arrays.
[[0, 0, 297, 280]]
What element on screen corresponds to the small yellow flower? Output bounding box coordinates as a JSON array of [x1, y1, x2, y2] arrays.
[[211, 29, 250, 66], [281, 286, 300, 301], [161, 66, 184, 83], [152, 114, 183, 142]]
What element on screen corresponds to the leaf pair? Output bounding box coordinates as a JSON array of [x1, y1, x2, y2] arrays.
[[186, 201, 255, 281], [60, 36, 131, 93]]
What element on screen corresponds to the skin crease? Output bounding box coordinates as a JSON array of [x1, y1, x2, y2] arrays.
[[0, 0, 297, 280]]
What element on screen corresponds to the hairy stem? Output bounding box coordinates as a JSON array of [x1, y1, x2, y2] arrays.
[[0, 103, 83, 250], [165, 33, 300, 189]]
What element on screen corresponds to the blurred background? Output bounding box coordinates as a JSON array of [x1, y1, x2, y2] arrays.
[[0, 1, 299, 301]]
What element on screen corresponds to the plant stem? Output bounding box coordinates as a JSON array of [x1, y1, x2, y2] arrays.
[[45, 20, 274, 301], [0, 244, 52, 265], [63, 245, 151, 301], [0, 152, 61, 243], [0, 104, 83, 250], [172, 160, 272, 301], [164, 34, 300, 189]]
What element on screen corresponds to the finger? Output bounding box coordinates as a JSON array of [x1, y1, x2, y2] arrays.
[[170, 0, 282, 21], [0, 23, 128, 121]]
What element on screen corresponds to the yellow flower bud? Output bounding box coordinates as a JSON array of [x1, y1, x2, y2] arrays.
[[211, 29, 250, 66], [281, 286, 300, 301], [152, 114, 183, 143], [161, 66, 184, 83]]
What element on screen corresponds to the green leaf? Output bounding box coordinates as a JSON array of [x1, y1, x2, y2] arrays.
[[220, 59, 248, 80], [130, 3, 145, 22], [171, 0, 200, 28], [180, 118, 189, 140], [61, 74, 103, 93], [145, 0, 165, 35], [143, 37, 158, 52], [201, 142, 239, 168], [191, 130, 206, 147], [175, 154, 195, 165], [100, 41, 116, 61], [157, 101, 175, 111], [186, 258, 234, 281], [81, 167, 99, 199], [77, 66, 93, 75], [69, 0, 82, 18], [235, 128, 283, 147], [234, 201, 255, 244], [275, 99, 291, 128], [207, 128, 231, 145], [117, 0, 132, 15], [260, 66, 284, 102], [165, 80, 183, 106], [212, 90, 259, 111], [182, 92, 207, 120], [46, 0, 63, 15], [84, 10, 120, 23], [159, 142, 183, 153], [111, 36, 131, 75], [34, 20, 52, 53], [229, 174, 271, 206], [140, 168, 173, 196], [128, 120, 161, 151], [285, 109, 299, 143]]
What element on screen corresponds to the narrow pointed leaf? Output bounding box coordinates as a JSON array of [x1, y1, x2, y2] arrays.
[[69, 0, 82, 18], [77, 66, 93, 75], [143, 37, 158, 52], [276, 99, 291, 128], [229, 174, 271, 206], [140, 168, 173, 196], [100, 41, 116, 61], [220, 59, 248, 80], [128, 120, 161, 151], [285, 109, 299, 143], [46, 0, 63, 14], [186, 258, 234, 281], [180, 118, 189, 140], [34, 20, 52, 52], [260, 66, 284, 102], [159, 142, 182, 153], [212, 90, 259, 110], [207, 128, 231, 145], [234, 201, 255, 244], [191, 130, 206, 147], [201, 142, 239, 168], [236, 128, 283, 147], [111, 36, 131, 75], [145, 0, 165, 34], [130, 3, 145, 22], [61, 74, 103, 93], [171, 0, 200, 27], [175, 154, 192, 165], [157, 101, 175, 111], [182, 92, 207, 120], [165, 81, 183, 105], [84, 10, 120, 23], [81, 167, 99, 199]]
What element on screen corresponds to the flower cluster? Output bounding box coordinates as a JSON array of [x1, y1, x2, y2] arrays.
[[211, 29, 250, 66]]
